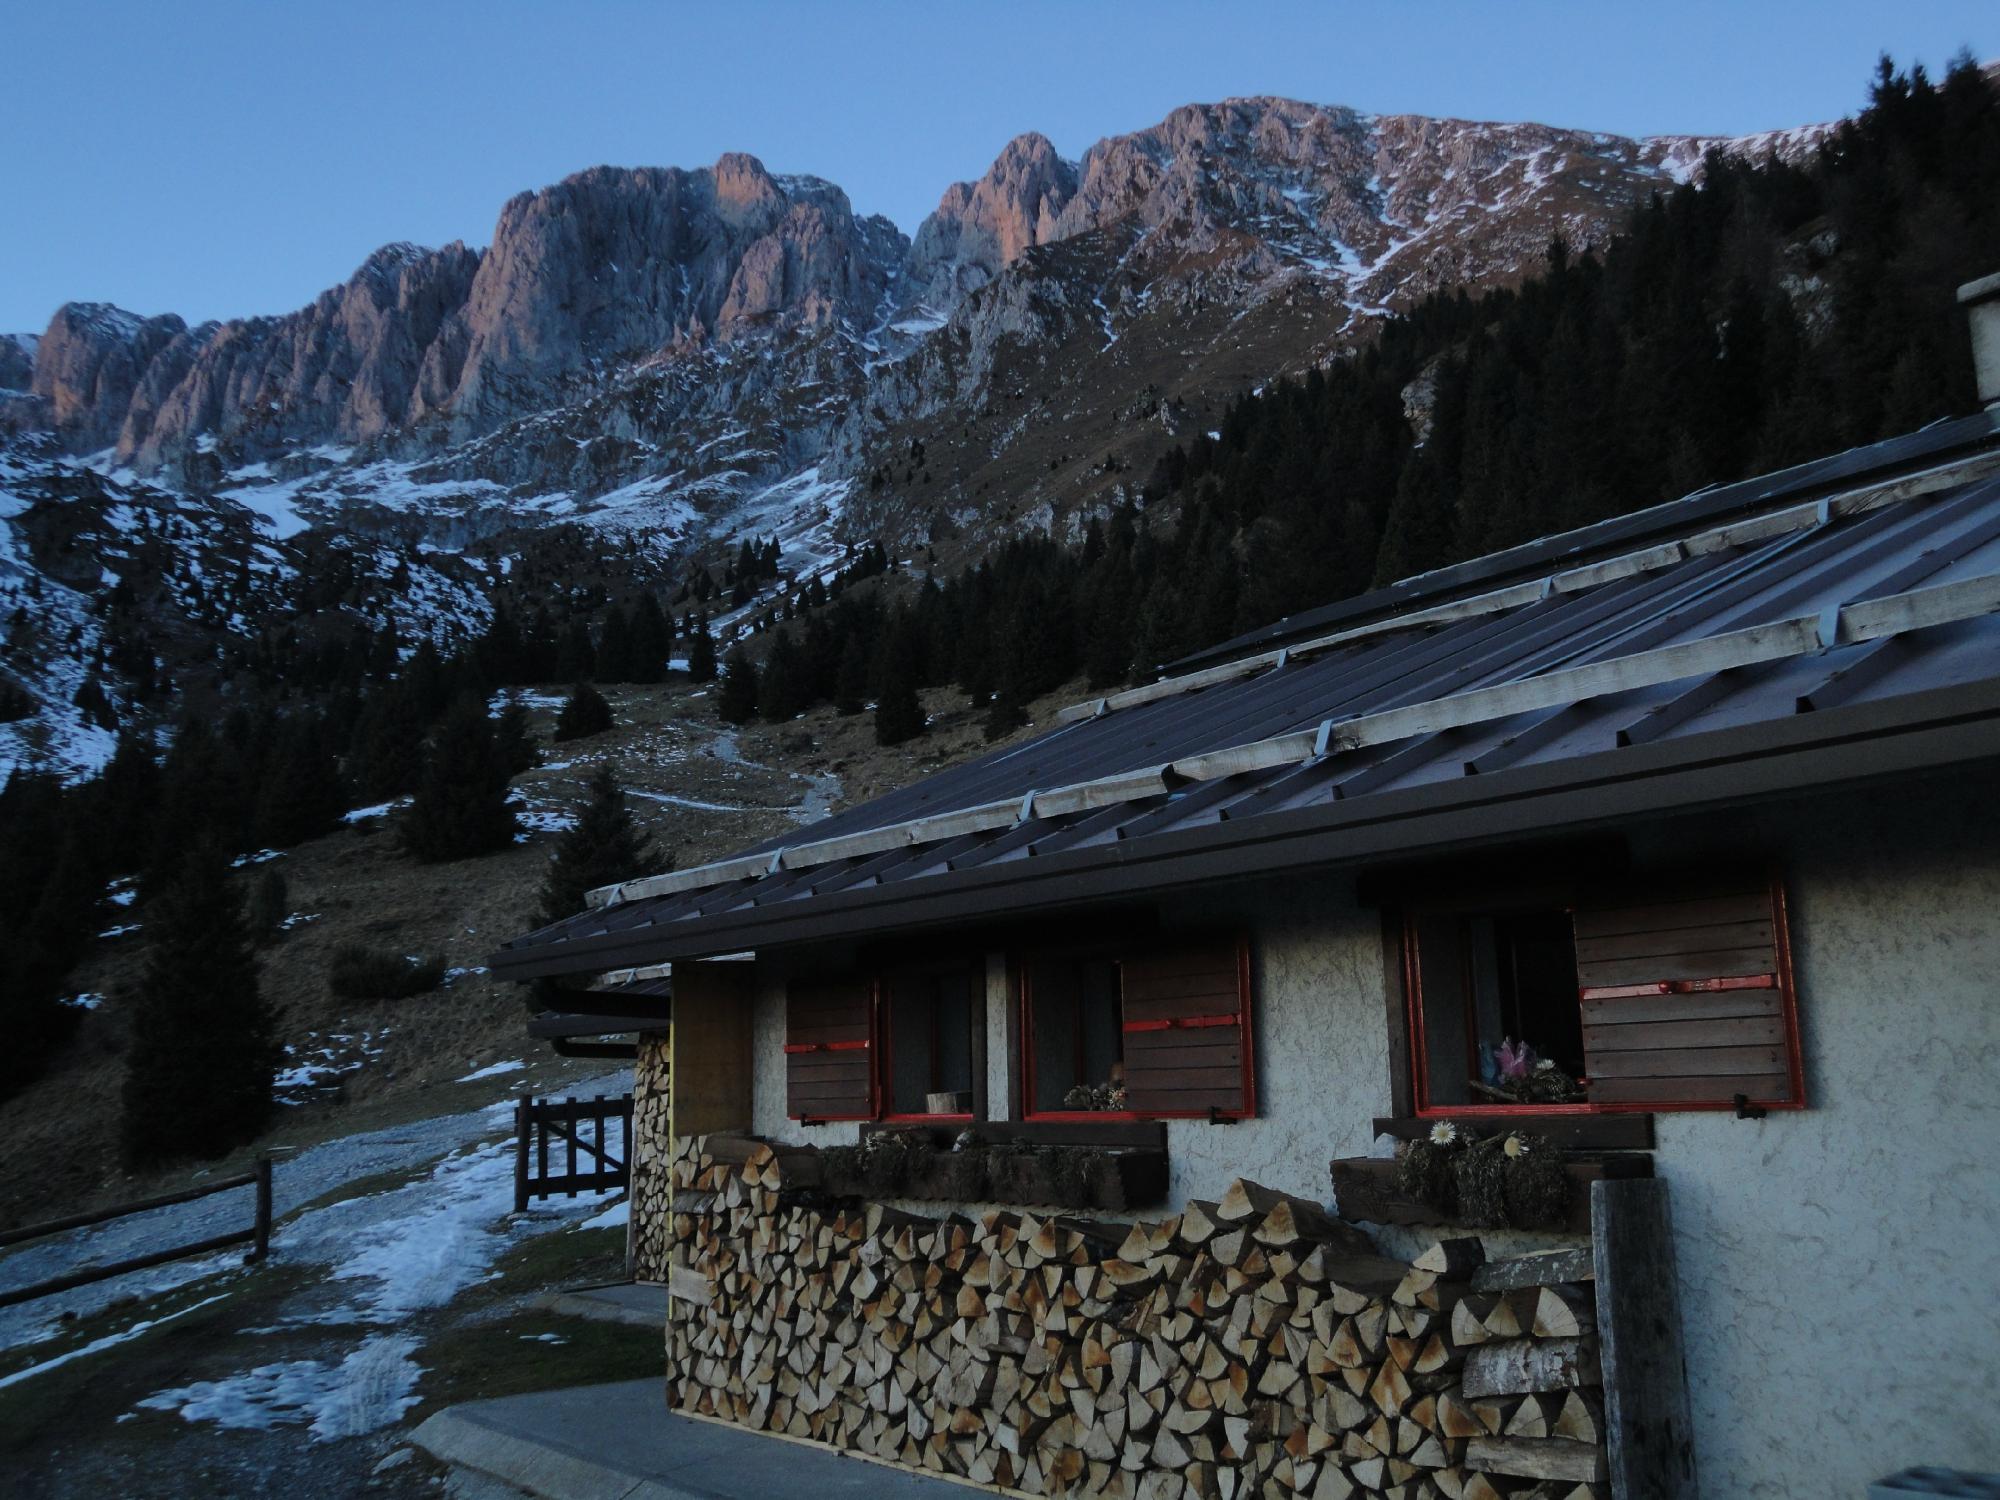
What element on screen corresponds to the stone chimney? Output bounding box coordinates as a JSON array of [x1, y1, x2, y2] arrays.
[[1959, 270, 2000, 409]]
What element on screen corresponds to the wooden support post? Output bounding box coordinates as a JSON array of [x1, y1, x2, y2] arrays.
[[514, 1095, 531, 1214], [250, 1156, 273, 1263], [1592, 1177, 1699, 1500]]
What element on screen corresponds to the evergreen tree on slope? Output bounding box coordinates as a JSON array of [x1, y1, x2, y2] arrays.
[[536, 766, 659, 926], [121, 844, 278, 1166], [401, 694, 520, 863]]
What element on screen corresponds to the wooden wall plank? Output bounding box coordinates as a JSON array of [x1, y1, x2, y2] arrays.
[[1576, 948, 1776, 988], [1592, 1178, 1699, 1500], [1588, 1073, 1789, 1104], [671, 961, 755, 1138], [1583, 1016, 1785, 1051], [1572, 891, 1770, 939], [1580, 989, 1779, 1027], [1588, 1044, 1788, 1078]]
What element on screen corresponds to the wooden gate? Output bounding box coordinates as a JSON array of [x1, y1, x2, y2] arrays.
[[512, 1094, 633, 1211]]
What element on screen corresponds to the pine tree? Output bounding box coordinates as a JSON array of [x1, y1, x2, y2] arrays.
[[552, 682, 614, 742], [982, 687, 1028, 743], [121, 844, 278, 1166], [759, 628, 807, 722], [248, 867, 289, 946], [401, 694, 520, 863], [2, 827, 96, 1099], [686, 621, 718, 682], [536, 767, 657, 926], [631, 596, 673, 683], [872, 618, 925, 747], [347, 681, 428, 803], [554, 617, 597, 681], [254, 716, 347, 849], [834, 632, 870, 716], [718, 648, 760, 725], [597, 605, 637, 683], [493, 698, 541, 775]]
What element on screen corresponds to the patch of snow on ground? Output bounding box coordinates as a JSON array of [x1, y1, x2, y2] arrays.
[[582, 1198, 630, 1230], [454, 1059, 522, 1084], [0, 1294, 232, 1393], [341, 799, 405, 824], [0, 1073, 632, 1352], [513, 806, 578, 837], [138, 1333, 422, 1438], [58, 992, 104, 1010], [624, 788, 751, 814]]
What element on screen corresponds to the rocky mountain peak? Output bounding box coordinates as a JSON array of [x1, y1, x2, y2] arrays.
[[903, 131, 1079, 307], [30, 302, 189, 452], [0, 333, 39, 393]]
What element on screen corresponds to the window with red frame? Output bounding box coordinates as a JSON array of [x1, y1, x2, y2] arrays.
[[1023, 938, 1254, 1120], [881, 962, 980, 1118], [1403, 876, 1804, 1113]]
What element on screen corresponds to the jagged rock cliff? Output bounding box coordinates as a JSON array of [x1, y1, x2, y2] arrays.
[[21, 157, 906, 480]]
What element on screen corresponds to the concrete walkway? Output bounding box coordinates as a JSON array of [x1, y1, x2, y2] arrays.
[[531, 1281, 668, 1329], [412, 1379, 973, 1500]]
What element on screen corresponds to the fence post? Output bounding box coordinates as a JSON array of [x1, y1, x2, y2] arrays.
[[566, 1096, 578, 1198], [513, 1095, 531, 1213], [250, 1156, 273, 1263]]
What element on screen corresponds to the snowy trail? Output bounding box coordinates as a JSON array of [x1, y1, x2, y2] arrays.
[[0, 1068, 629, 1352], [138, 1135, 623, 1440]]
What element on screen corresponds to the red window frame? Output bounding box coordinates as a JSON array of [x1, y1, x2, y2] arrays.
[[1400, 874, 1805, 1118], [1020, 936, 1257, 1123], [877, 960, 981, 1124]]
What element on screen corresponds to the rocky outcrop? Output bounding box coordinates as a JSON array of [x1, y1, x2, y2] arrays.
[[439, 160, 901, 439], [0, 334, 35, 393], [23, 157, 906, 474], [32, 304, 189, 452], [903, 133, 1078, 306], [14, 95, 1843, 532], [121, 241, 482, 470]]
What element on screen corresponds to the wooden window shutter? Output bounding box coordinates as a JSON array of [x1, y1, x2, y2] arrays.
[[785, 978, 875, 1121], [1120, 938, 1255, 1118], [1573, 878, 1803, 1108]]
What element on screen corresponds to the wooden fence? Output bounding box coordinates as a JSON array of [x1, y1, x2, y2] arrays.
[[513, 1094, 633, 1212], [0, 1158, 273, 1310]]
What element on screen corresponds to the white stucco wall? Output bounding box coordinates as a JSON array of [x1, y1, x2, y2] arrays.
[[1627, 781, 2000, 1496], [1151, 877, 1396, 1207]]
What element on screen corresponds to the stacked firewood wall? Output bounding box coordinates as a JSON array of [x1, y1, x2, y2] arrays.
[[629, 1031, 674, 1282], [666, 1134, 1611, 1500]]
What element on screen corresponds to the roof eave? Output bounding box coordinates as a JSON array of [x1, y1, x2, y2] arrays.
[[486, 678, 2000, 980]]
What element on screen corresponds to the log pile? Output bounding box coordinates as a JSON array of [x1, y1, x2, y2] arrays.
[[664, 1133, 1612, 1499], [629, 1032, 675, 1282]]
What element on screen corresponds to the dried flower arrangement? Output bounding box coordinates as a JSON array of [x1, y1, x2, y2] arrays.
[[1394, 1123, 1571, 1229], [1061, 1081, 1128, 1111], [1469, 1038, 1586, 1105]]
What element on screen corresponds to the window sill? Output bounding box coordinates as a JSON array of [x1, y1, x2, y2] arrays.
[[1375, 1113, 1655, 1151]]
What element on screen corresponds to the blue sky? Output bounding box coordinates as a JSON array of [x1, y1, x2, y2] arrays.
[[2, 1, 1990, 333]]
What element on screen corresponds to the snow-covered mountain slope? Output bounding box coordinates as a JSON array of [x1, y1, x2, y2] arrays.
[[0, 92, 1846, 779]]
